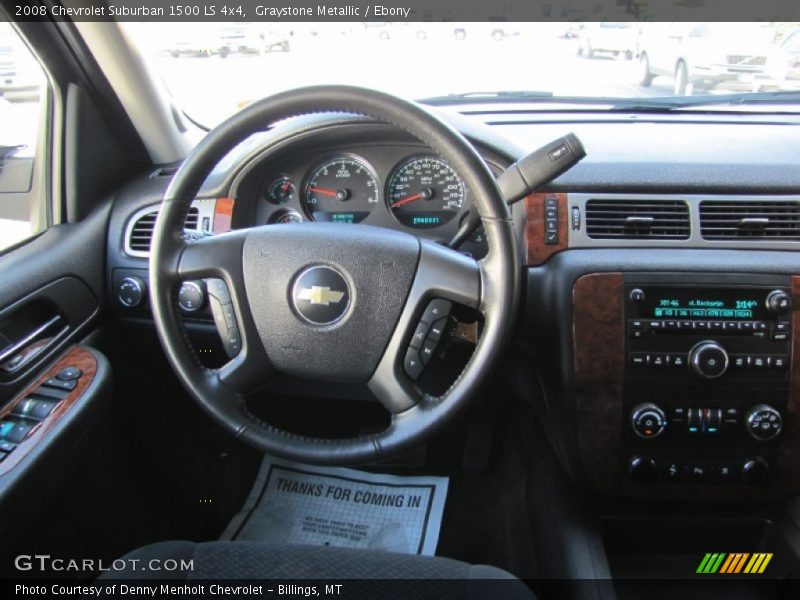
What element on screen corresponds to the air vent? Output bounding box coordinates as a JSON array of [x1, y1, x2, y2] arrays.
[[700, 201, 800, 241], [150, 165, 179, 178], [585, 199, 690, 240], [126, 206, 200, 256], [183, 206, 199, 230]]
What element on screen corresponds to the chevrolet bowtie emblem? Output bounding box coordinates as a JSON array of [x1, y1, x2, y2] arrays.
[[297, 286, 345, 306]]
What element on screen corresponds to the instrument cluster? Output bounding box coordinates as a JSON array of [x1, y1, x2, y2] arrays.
[[249, 144, 489, 257]]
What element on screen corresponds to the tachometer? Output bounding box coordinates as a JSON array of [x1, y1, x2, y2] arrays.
[[386, 156, 465, 228], [303, 156, 379, 224]]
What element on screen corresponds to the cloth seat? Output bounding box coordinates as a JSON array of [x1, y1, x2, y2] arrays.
[[101, 540, 535, 599]]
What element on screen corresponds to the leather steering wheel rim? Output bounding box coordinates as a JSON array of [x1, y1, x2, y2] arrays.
[[150, 86, 519, 465]]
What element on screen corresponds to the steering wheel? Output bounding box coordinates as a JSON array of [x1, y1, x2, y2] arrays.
[[150, 86, 519, 465]]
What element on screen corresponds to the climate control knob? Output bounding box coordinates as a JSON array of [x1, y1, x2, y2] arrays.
[[631, 403, 667, 439], [745, 404, 783, 441], [689, 341, 729, 379], [628, 456, 658, 482], [742, 458, 770, 484]]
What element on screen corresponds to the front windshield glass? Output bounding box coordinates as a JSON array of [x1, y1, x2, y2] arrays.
[[124, 21, 800, 127]]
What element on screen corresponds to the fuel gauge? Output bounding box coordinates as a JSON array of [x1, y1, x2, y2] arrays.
[[267, 176, 296, 205]]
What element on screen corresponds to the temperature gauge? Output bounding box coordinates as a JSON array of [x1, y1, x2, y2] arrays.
[[267, 176, 296, 205]]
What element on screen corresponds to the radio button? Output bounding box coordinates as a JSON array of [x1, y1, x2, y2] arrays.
[[629, 288, 646, 302], [770, 356, 789, 369], [766, 290, 791, 315], [733, 355, 748, 369], [630, 353, 649, 367], [678, 320, 693, 331], [671, 354, 686, 368], [772, 332, 789, 341], [648, 320, 662, 330], [694, 321, 710, 331], [775, 322, 790, 332], [630, 320, 645, 331], [689, 341, 729, 379], [754, 321, 768, 332], [748, 355, 767, 369], [739, 321, 755, 332], [724, 321, 740, 332], [651, 354, 667, 367]]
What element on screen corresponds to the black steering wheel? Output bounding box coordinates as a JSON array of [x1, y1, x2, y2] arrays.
[[150, 86, 519, 465]]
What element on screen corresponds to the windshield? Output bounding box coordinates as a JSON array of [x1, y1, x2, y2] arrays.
[[123, 21, 800, 128]]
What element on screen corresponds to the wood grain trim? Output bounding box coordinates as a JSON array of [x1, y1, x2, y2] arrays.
[[213, 197, 235, 234], [524, 192, 568, 265], [574, 274, 800, 500], [0, 346, 96, 476], [777, 275, 800, 491], [573, 273, 625, 491]]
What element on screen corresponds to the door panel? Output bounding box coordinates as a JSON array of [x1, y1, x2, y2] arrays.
[[0, 202, 109, 401]]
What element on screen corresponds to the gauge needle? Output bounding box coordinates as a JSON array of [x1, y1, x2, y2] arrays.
[[309, 186, 338, 197], [391, 192, 424, 208]]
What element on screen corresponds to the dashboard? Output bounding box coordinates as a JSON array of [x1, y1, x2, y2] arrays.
[[106, 109, 800, 503]]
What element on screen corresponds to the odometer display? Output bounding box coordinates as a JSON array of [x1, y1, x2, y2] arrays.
[[387, 156, 465, 229], [303, 156, 378, 224]]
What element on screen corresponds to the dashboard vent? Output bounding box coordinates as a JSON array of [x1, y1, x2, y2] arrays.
[[700, 201, 800, 241], [585, 199, 690, 240], [126, 207, 200, 255]]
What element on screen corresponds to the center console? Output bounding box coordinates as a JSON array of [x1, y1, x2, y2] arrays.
[[622, 275, 792, 485], [572, 272, 800, 498]]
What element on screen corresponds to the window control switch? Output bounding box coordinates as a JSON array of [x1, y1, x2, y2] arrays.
[[42, 377, 77, 392], [0, 420, 35, 444], [31, 385, 69, 401], [12, 399, 58, 421]]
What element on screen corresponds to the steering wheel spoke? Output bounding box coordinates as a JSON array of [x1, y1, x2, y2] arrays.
[[177, 230, 248, 281], [177, 230, 273, 396], [368, 240, 484, 414]]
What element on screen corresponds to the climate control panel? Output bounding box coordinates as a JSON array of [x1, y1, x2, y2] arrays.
[[629, 402, 783, 441]]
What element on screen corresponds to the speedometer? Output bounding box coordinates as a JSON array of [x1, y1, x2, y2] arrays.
[[303, 156, 379, 224], [386, 156, 465, 229]]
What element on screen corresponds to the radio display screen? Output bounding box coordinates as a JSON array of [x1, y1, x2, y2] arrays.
[[638, 287, 769, 320]]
